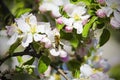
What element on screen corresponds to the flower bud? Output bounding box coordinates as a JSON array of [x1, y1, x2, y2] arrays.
[[97, 0, 105, 4], [65, 26, 73, 33], [96, 9, 106, 18], [56, 17, 63, 24]]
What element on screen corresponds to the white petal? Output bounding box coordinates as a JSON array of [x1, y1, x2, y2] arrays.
[[15, 18, 30, 33], [80, 64, 93, 77], [103, 7, 113, 17], [34, 33, 46, 41], [59, 50, 67, 58], [114, 11, 120, 23], [52, 0, 63, 6], [110, 17, 120, 28], [7, 33, 18, 45], [37, 22, 51, 34], [51, 9, 61, 17], [73, 22, 83, 34], [29, 14, 37, 26], [50, 49, 59, 56], [62, 17, 74, 26], [22, 33, 33, 47]]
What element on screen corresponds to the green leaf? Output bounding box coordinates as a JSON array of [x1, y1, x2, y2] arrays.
[[17, 56, 23, 64], [15, 8, 31, 18], [9, 39, 21, 54], [56, 23, 64, 30], [82, 16, 98, 38], [67, 59, 81, 77], [92, 22, 97, 30], [32, 42, 41, 54], [23, 57, 35, 65], [38, 55, 51, 73], [99, 29, 110, 47], [70, 36, 79, 48]]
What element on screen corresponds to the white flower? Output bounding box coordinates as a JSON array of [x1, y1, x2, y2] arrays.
[[80, 64, 93, 77], [110, 11, 120, 28], [103, 0, 120, 17], [8, 13, 51, 47], [62, 3, 90, 34], [39, 0, 63, 17]]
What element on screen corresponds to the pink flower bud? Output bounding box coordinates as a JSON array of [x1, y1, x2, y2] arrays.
[[97, 0, 105, 4], [65, 26, 73, 33], [96, 9, 106, 18], [56, 17, 63, 24]]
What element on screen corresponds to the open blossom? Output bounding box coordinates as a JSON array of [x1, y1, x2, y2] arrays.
[[103, 0, 120, 17], [80, 64, 113, 80], [7, 13, 51, 47], [58, 2, 90, 34]]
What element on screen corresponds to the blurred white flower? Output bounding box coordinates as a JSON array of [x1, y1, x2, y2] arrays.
[[39, 0, 63, 17], [80, 64, 93, 77], [103, 0, 120, 17], [110, 11, 120, 28], [0, 30, 10, 56]]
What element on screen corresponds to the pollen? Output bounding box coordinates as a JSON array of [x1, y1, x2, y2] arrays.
[[74, 14, 80, 21], [30, 26, 37, 34]]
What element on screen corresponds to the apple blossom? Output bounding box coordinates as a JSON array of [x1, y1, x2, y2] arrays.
[[61, 2, 90, 34], [103, 0, 120, 17]]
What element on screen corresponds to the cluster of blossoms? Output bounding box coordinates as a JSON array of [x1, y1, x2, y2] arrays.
[[0, 0, 120, 79], [96, 0, 120, 28], [6, 13, 73, 59]]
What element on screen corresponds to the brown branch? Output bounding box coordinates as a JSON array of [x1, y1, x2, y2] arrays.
[[0, 45, 69, 80]]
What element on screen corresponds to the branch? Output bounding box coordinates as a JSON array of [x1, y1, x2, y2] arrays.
[[0, 45, 69, 80]]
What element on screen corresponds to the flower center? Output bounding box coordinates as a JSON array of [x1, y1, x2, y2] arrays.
[[74, 14, 81, 21], [30, 26, 37, 34]]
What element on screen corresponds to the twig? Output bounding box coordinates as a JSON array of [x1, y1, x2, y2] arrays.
[[50, 63, 69, 80]]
